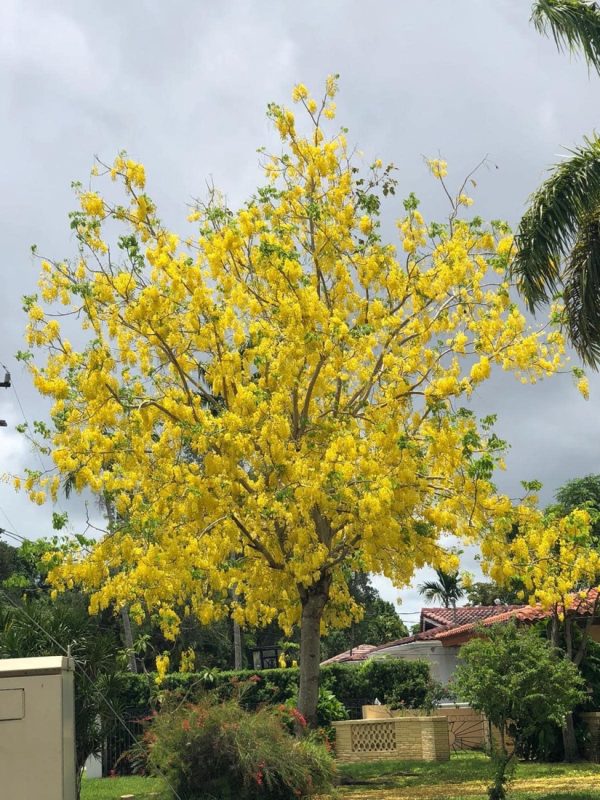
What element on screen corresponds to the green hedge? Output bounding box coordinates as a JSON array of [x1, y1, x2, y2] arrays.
[[118, 659, 430, 714]]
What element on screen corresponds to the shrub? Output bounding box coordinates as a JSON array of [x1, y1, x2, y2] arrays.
[[516, 720, 563, 762], [387, 673, 445, 713], [145, 694, 335, 800], [314, 688, 348, 727], [118, 657, 432, 715], [453, 623, 585, 800], [358, 659, 436, 708], [282, 687, 348, 743]]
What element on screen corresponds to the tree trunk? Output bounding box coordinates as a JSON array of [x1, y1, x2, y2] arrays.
[[559, 613, 585, 761], [549, 613, 560, 649], [297, 575, 331, 729], [233, 619, 243, 670], [562, 711, 579, 762], [76, 767, 83, 800], [120, 606, 138, 673]]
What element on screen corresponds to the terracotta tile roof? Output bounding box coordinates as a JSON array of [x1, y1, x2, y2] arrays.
[[323, 592, 600, 663], [320, 643, 377, 666], [570, 587, 599, 615], [435, 605, 549, 645], [337, 607, 522, 656], [421, 606, 522, 628], [370, 623, 458, 652], [435, 591, 600, 646]]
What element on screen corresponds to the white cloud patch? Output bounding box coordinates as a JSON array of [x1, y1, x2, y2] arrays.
[[0, 0, 109, 95]]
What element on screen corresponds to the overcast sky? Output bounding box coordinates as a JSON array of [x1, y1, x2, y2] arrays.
[[1, 0, 600, 626]]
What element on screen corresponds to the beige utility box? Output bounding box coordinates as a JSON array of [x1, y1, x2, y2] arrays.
[[0, 656, 76, 800]]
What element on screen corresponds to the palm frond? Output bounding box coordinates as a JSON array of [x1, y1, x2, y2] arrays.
[[418, 569, 464, 608], [563, 208, 600, 365], [513, 135, 600, 308], [532, 0, 600, 74], [418, 580, 446, 596], [417, 583, 449, 607]]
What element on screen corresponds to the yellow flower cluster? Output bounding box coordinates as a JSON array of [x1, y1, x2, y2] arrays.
[[428, 159, 448, 179], [80, 192, 104, 217], [481, 505, 600, 608], [24, 82, 581, 640], [577, 376, 590, 400], [155, 653, 170, 686], [179, 648, 196, 673]]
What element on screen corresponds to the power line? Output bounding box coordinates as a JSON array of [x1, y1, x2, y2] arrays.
[[1, 358, 50, 473], [0, 505, 21, 539], [1, 358, 67, 517], [0, 526, 27, 544], [0, 361, 9, 427], [6, 369, 31, 434]]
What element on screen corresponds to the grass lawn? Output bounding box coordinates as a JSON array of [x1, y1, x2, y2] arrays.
[[81, 775, 164, 799], [336, 752, 600, 799], [80, 754, 600, 799]]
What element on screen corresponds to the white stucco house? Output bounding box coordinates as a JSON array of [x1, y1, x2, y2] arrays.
[[320, 604, 540, 685], [322, 595, 600, 685]]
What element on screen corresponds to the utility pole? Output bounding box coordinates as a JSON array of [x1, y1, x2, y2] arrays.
[[0, 369, 10, 426]]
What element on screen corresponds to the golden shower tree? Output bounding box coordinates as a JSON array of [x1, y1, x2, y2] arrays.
[[23, 79, 575, 724]]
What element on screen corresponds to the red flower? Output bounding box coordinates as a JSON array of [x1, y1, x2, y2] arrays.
[[249, 674, 261, 683], [290, 708, 307, 728], [255, 770, 264, 786]]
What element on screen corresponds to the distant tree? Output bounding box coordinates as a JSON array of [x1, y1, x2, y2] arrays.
[[0, 540, 19, 584], [454, 622, 585, 800], [133, 613, 236, 673], [482, 499, 600, 760], [0, 536, 60, 596], [418, 569, 465, 611], [555, 473, 600, 540], [321, 573, 408, 659], [465, 581, 522, 607]]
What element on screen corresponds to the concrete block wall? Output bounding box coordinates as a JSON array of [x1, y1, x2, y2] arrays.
[[362, 704, 492, 752], [333, 716, 450, 762]]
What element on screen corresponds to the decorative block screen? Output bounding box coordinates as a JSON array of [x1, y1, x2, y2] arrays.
[[351, 720, 396, 752]]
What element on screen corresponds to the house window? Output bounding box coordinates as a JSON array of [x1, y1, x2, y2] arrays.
[[251, 646, 280, 670]]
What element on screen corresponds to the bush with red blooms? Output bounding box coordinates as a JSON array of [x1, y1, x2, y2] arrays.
[[144, 691, 335, 799]]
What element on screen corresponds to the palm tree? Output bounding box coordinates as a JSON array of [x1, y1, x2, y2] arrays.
[[513, 2, 600, 366], [418, 569, 465, 613], [531, 1, 600, 72]]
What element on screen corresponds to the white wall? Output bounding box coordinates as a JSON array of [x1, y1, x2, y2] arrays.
[[372, 641, 460, 686]]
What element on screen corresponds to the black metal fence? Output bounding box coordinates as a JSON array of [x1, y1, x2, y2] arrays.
[[340, 696, 373, 720], [102, 712, 146, 776]]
